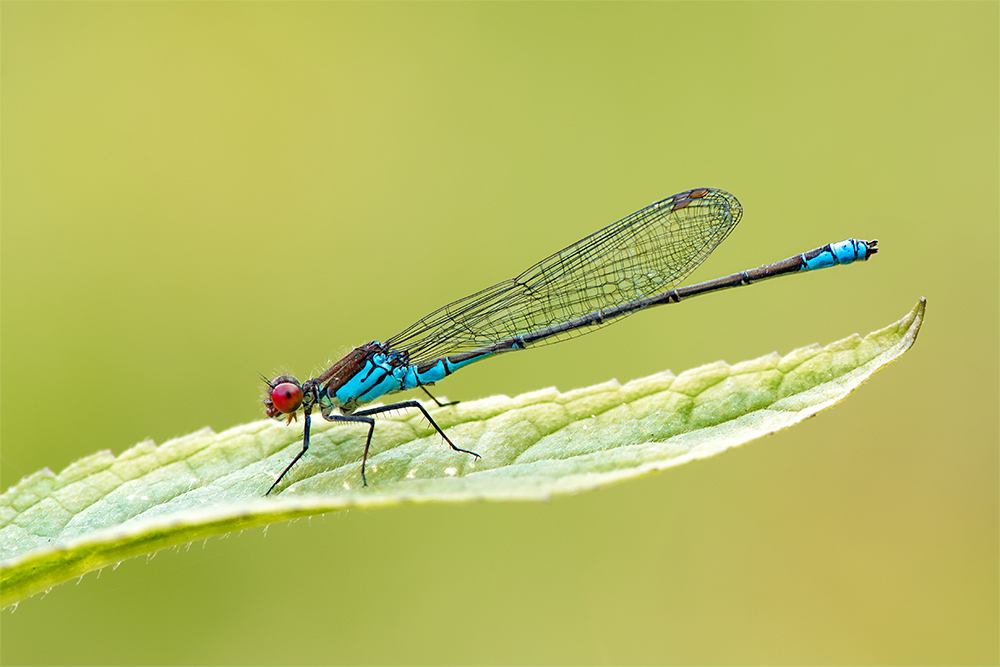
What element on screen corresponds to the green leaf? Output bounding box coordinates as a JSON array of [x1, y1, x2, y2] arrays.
[[0, 299, 925, 608]]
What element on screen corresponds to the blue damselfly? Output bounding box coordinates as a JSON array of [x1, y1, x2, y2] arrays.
[[263, 188, 876, 494]]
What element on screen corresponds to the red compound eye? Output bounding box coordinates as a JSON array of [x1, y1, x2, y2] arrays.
[[270, 382, 303, 414]]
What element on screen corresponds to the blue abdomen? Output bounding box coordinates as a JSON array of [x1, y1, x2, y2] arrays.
[[803, 239, 871, 271]]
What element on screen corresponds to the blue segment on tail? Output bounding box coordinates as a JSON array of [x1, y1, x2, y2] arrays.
[[803, 239, 870, 271], [403, 351, 495, 388]]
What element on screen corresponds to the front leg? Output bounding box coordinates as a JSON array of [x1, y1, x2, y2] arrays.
[[267, 409, 313, 496], [322, 412, 378, 487]]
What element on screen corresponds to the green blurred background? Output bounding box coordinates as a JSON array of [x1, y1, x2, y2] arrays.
[[2, 3, 996, 664]]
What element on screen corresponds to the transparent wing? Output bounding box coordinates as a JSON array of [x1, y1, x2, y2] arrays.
[[385, 188, 742, 365]]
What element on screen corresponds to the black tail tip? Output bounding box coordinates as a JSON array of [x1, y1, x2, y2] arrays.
[[867, 239, 879, 255]]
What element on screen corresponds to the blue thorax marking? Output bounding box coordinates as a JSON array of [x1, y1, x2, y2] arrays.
[[332, 349, 401, 405], [331, 347, 498, 406]]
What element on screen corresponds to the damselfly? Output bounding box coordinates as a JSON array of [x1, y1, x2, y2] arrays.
[[263, 187, 876, 494]]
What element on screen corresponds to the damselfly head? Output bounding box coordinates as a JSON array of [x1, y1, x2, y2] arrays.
[[263, 375, 303, 418]]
